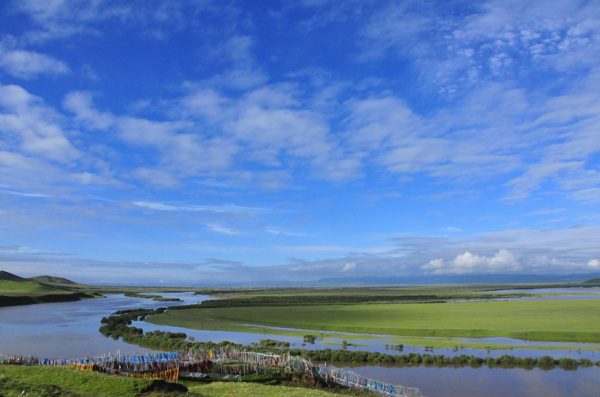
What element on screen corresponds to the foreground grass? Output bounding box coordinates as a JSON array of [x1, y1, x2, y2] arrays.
[[186, 381, 357, 397], [0, 366, 159, 397], [0, 366, 347, 397], [147, 299, 600, 345]]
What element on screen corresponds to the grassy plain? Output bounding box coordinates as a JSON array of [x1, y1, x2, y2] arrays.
[[0, 366, 162, 397], [146, 285, 600, 349], [185, 381, 361, 397], [0, 366, 350, 397], [0, 280, 69, 296]]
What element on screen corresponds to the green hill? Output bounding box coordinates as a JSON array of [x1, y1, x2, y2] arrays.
[[29, 275, 86, 289], [0, 270, 30, 282], [0, 270, 96, 307], [0, 270, 73, 296], [584, 277, 600, 284], [0, 280, 66, 296]]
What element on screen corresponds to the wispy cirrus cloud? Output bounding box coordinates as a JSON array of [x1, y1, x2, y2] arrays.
[[12, 0, 222, 42], [0, 84, 79, 162], [0, 188, 50, 198], [359, 0, 600, 92], [1, 0, 599, 286], [132, 200, 266, 215], [205, 223, 240, 235]]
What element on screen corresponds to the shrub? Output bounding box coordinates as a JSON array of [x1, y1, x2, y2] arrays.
[[538, 356, 556, 367], [557, 358, 578, 369], [522, 357, 536, 367]]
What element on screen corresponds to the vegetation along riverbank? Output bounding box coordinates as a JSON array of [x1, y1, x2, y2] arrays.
[[0, 365, 363, 397], [99, 308, 600, 371], [144, 284, 600, 348]]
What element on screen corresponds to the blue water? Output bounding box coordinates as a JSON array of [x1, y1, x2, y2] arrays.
[[2, 292, 600, 396], [0, 292, 203, 359]]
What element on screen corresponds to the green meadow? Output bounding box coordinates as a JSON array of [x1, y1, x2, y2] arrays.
[[0, 366, 358, 397], [0, 366, 168, 397], [147, 297, 600, 347], [0, 271, 101, 307], [0, 280, 66, 296]]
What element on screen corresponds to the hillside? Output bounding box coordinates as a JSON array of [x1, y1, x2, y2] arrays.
[[29, 275, 86, 289], [584, 277, 600, 284], [0, 270, 96, 307], [0, 270, 30, 282], [0, 280, 66, 296]]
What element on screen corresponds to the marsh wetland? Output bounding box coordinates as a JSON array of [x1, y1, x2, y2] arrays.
[[2, 281, 600, 396]]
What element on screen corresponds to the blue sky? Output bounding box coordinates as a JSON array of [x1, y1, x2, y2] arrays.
[[0, 0, 599, 285]]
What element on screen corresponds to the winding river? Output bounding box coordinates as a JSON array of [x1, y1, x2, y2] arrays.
[[1, 292, 600, 396]]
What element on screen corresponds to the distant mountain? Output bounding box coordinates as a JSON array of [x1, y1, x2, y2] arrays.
[[0, 270, 30, 283], [0, 270, 93, 307], [313, 273, 600, 287], [29, 275, 84, 288], [583, 277, 600, 284], [179, 272, 600, 288]]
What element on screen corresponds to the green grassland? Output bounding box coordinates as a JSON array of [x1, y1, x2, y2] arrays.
[[147, 298, 600, 348], [186, 381, 365, 397], [124, 292, 183, 302], [0, 280, 69, 296], [0, 366, 171, 397], [201, 282, 592, 299], [0, 271, 100, 306], [0, 366, 354, 397], [204, 284, 513, 300]]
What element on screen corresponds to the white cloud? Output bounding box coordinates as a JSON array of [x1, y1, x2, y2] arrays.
[[525, 208, 567, 216], [341, 262, 356, 272], [0, 244, 42, 254], [265, 228, 304, 237], [343, 90, 525, 182], [442, 227, 461, 232], [0, 84, 79, 162], [570, 188, 600, 203], [129, 168, 180, 189], [65, 91, 238, 183], [13, 0, 216, 42], [588, 259, 600, 269], [206, 223, 240, 235], [0, 188, 50, 198], [505, 161, 585, 200], [359, 0, 600, 91], [63, 91, 115, 129], [422, 249, 521, 275], [133, 200, 266, 215], [0, 45, 69, 79], [66, 83, 363, 184]]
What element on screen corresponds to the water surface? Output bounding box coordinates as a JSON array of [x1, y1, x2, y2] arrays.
[[2, 293, 600, 396], [348, 364, 600, 397], [0, 292, 203, 359]]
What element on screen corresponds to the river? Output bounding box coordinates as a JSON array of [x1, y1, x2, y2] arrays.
[[1, 292, 600, 396], [0, 293, 203, 358]]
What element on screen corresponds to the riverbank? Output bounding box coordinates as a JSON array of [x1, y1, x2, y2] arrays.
[[3, 285, 600, 397], [97, 309, 600, 371], [146, 298, 600, 348], [0, 365, 366, 397], [0, 292, 99, 307]]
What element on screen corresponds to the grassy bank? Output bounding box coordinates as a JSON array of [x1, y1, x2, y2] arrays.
[[124, 292, 183, 302], [0, 366, 359, 397], [0, 365, 180, 397], [147, 299, 600, 345]]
